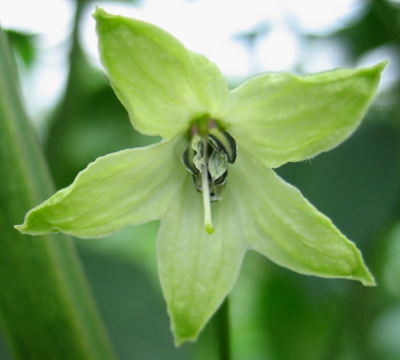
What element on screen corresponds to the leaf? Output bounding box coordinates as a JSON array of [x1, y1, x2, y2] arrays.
[[6, 30, 36, 68], [0, 25, 116, 360]]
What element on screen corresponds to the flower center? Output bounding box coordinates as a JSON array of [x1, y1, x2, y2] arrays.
[[182, 119, 237, 234]]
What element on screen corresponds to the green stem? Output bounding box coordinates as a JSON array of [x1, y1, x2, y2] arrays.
[[195, 297, 231, 360], [0, 24, 116, 360], [215, 297, 231, 360]]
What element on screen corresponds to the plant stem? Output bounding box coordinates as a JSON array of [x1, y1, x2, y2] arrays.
[[194, 297, 231, 360], [215, 297, 231, 360]]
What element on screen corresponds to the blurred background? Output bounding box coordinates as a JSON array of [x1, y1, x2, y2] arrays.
[[1, 0, 400, 359]]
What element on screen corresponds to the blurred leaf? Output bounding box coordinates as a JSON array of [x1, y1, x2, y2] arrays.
[[257, 271, 337, 360], [335, 0, 400, 58], [77, 221, 160, 280], [6, 29, 36, 69], [370, 305, 400, 360], [47, 80, 160, 189], [382, 223, 400, 298], [78, 250, 194, 360], [276, 120, 400, 245], [45, 59, 160, 187], [230, 252, 275, 360], [0, 24, 116, 360]]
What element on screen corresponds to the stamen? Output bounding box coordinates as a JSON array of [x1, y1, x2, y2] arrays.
[[214, 169, 227, 186], [207, 119, 218, 129], [191, 124, 199, 137], [183, 119, 238, 234], [183, 148, 199, 175], [192, 174, 202, 192], [200, 139, 214, 235], [208, 150, 227, 181], [192, 135, 205, 172], [208, 129, 237, 163], [210, 182, 226, 202]]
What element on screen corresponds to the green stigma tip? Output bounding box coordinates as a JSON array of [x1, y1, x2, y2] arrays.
[[205, 225, 215, 235]]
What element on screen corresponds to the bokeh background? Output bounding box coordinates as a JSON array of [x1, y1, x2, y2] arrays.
[[1, 0, 400, 359]]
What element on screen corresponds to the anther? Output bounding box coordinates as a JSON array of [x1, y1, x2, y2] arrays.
[[183, 148, 199, 176], [208, 150, 227, 182], [214, 169, 227, 186], [207, 129, 237, 164]]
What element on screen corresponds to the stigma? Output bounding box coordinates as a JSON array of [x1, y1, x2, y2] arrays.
[[182, 119, 237, 234]]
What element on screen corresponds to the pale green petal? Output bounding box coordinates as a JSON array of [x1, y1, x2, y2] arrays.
[[230, 149, 375, 285], [224, 62, 386, 168], [157, 177, 246, 345], [16, 139, 187, 238], [94, 8, 228, 140]]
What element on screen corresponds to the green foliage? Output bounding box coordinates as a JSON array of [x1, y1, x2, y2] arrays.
[[0, 25, 116, 360], [6, 30, 36, 68]]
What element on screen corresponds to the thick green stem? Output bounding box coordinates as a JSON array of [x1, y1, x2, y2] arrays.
[[215, 297, 231, 360], [0, 25, 116, 360], [195, 297, 231, 360]]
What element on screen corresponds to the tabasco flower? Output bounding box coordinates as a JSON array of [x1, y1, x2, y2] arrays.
[[16, 7, 385, 345]]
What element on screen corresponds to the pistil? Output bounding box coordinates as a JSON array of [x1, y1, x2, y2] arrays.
[[201, 159, 214, 234]]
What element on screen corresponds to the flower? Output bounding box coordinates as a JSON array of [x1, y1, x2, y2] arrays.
[[16, 7, 385, 344]]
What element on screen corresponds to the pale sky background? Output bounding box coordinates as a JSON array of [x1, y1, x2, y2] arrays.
[[0, 0, 397, 124]]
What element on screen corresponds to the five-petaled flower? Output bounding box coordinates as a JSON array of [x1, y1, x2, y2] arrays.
[[16, 7, 385, 345]]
